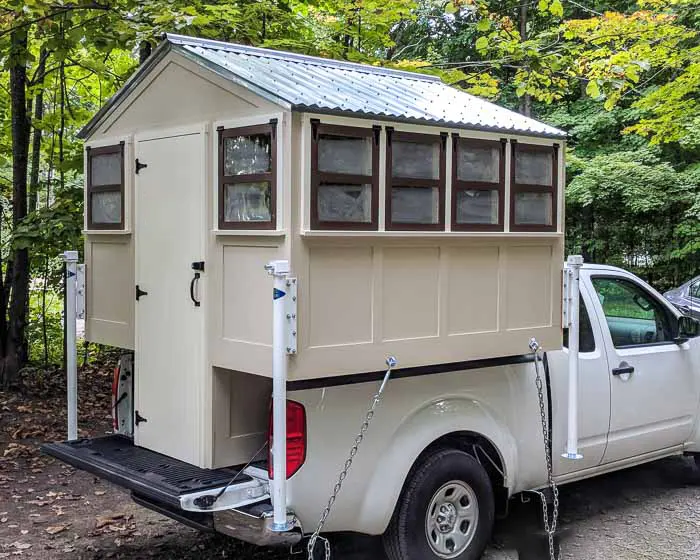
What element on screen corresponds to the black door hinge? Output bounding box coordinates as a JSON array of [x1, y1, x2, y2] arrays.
[[135, 411, 147, 426], [136, 285, 148, 301], [135, 159, 148, 174]]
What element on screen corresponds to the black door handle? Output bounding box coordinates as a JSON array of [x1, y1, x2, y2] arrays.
[[190, 273, 201, 307], [136, 285, 148, 301], [612, 364, 635, 376]]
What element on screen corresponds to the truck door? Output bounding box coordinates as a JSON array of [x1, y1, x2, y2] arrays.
[[550, 282, 611, 476], [589, 272, 699, 463]]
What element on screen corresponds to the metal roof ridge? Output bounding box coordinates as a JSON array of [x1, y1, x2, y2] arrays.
[[165, 33, 441, 83]]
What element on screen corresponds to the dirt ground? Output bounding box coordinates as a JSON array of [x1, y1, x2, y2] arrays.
[[3, 362, 700, 559]]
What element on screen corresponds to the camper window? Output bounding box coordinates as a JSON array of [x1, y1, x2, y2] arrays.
[[451, 136, 504, 231], [310, 121, 379, 230], [218, 123, 276, 230], [386, 130, 446, 230], [87, 144, 124, 229], [510, 143, 558, 232]]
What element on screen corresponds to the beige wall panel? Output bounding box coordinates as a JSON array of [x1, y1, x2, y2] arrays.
[[212, 368, 271, 468], [288, 235, 563, 381], [86, 238, 134, 349], [447, 246, 500, 335], [308, 247, 373, 347], [382, 247, 440, 341], [504, 245, 553, 330], [221, 245, 277, 345], [98, 59, 280, 139]]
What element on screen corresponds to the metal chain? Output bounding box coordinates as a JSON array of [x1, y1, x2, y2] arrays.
[[306, 357, 397, 560], [529, 338, 560, 560]]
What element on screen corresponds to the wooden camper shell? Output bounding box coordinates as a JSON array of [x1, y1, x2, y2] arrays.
[[79, 34, 566, 468]]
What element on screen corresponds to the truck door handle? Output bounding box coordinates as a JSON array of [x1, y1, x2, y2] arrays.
[[612, 363, 635, 376]]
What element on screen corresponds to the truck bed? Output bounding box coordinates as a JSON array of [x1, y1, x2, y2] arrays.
[[42, 435, 249, 508]]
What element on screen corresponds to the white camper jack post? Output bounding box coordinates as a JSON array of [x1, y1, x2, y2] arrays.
[[62, 250, 84, 442], [563, 255, 584, 461], [265, 259, 294, 532]]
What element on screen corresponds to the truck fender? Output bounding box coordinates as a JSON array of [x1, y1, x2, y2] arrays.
[[355, 395, 518, 535]]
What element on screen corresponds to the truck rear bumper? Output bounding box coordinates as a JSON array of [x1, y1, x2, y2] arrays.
[[41, 436, 302, 547], [213, 503, 302, 547]]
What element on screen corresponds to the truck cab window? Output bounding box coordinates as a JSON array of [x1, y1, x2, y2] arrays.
[[690, 281, 700, 299], [563, 296, 595, 353], [591, 277, 672, 347]]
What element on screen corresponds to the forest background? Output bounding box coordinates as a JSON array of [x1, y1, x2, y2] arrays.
[[1, 0, 698, 387]]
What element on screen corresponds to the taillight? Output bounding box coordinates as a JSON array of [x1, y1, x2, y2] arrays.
[[268, 400, 306, 479], [111, 365, 120, 431]]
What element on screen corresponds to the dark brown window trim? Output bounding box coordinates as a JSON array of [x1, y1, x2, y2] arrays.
[[385, 128, 447, 231], [510, 142, 558, 233], [86, 143, 125, 230], [218, 121, 277, 230], [310, 120, 379, 231], [451, 135, 505, 232]]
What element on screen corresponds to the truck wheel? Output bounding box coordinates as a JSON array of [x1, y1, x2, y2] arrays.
[[383, 449, 494, 560]]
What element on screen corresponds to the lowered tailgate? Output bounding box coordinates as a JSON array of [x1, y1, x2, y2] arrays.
[[41, 435, 253, 508]]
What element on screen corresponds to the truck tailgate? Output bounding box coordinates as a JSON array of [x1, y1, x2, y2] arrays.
[[41, 435, 247, 508]]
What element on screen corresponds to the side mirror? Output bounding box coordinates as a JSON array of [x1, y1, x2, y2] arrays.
[[675, 315, 700, 344]]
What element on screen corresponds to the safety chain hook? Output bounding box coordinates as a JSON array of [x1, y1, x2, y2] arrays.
[[306, 357, 397, 560], [529, 338, 560, 560]]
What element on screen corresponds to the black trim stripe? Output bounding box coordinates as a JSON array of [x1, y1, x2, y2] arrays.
[[287, 354, 536, 391]]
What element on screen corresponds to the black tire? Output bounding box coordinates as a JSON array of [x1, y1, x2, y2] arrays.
[[383, 448, 495, 560]]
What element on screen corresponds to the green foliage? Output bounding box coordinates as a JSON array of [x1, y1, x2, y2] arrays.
[[26, 281, 64, 365]]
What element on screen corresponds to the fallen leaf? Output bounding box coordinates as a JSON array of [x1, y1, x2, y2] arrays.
[[95, 514, 125, 529], [46, 524, 69, 535], [8, 542, 31, 550], [94, 491, 106, 496], [1, 517, 7, 523]]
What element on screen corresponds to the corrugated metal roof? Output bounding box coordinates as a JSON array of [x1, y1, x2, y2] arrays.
[[79, 34, 566, 139], [169, 34, 565, 138]]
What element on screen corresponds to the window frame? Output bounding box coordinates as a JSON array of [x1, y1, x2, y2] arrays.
[[451, 135, 505, 232], [310, 120, 380, 231], [591, 275, 676, 349], [563, 295, 596, 353], [510, 142, 558, 233], [86, 143, 125, 230], [218, 122, 277, 231], [385, 128, 446, 231]]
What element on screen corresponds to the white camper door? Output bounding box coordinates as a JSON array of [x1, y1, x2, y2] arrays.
[[134, 131, 205, 464]]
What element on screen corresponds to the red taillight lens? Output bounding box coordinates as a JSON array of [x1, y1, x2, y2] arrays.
[[268, 400, 306, 479]]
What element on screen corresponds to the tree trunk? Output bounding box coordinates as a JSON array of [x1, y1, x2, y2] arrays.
[[29, 50, 47, 213], [519, 2, 532, 117], [1, 30, 32, 388]]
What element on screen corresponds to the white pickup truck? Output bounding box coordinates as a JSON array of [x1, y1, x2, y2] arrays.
[[44, 263, 700, 560]]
